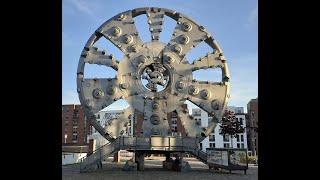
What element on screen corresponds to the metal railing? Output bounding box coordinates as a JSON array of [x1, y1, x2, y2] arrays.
[[79, 137, 121, 172], [79, 136, 208, 172]]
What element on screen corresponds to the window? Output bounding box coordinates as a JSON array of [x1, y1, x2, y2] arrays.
[[237, 143, 240, 148], [171, 126, 177, 132], [200, 143, 202, 150], [209, 134, 215, 141], [97, 114, 100, 119], [172, 112, 177, 118], [223, 143, 230, 148], [241, 143, 244, 148], [73, 127, 77, 134], [209, 143, 215, 148], [236, 135, 240, 142], [72, 134, 77, 141], [73, 113, 79, 118], [241, 135, 244, 142], [172, 132, 178, 136], [196, 120, 201, 125], [223, 135, 230, 142], [73, 120, 78, 125]]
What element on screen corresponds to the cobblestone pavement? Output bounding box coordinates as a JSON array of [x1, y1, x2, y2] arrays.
[[62, 157, 258, 180]]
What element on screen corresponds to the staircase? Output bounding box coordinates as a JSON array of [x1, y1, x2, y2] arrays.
[[187, 148, 208, 164], [79, 137, 121, 172], [79, 136, 210, 172]]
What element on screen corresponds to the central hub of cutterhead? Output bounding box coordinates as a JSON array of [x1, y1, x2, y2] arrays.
[[141, 63, 170, 92]]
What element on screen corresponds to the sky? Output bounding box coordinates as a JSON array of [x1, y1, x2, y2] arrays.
[[63, 0, 258, 112]]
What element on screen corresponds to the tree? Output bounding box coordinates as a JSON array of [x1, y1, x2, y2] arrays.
[[219, 110, 245, 148]]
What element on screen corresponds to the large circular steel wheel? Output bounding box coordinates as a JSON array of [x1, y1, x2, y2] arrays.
[[77, 7, 230, 142]]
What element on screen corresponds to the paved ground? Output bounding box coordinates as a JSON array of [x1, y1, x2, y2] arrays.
[[62, 157, 258, 180]]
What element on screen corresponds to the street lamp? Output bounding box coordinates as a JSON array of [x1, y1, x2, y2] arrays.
[[64, 134, 68, 144]]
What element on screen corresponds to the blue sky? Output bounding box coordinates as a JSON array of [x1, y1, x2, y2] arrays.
[[63, 0, 257, 112]]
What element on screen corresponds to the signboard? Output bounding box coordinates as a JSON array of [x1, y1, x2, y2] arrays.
[[206, 148, 248, 173], [229, 150, 247, 167], [207, 150, 228, 166]]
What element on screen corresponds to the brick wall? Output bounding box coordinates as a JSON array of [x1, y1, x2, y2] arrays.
[[62, 104, 91, 146]]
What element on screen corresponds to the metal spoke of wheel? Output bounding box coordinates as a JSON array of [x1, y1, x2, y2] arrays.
[[162, 13, 210, 59], [81, 47, 119, 71], [146, 7, 165, 41], [97, 10, 144, 55], [79, 78, 121, 114], [190, 52, 225, 71], [187, 81, 229, 117]]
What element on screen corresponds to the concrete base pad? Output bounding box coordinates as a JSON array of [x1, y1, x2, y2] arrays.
[[122, 160, 137, 171], [163, 160, 191, 172]]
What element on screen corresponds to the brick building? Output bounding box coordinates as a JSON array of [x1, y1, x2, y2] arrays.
[[247, 98, 258, 156], [62, 104, 91, 145]]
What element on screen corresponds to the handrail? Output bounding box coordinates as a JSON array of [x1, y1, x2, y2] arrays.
[[80, 137, 122, 171], [79, 140, 112, 162], [80, 136, 209, 172]]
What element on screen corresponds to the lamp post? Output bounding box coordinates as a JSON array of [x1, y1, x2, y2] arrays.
[[64, 134, 68, 144]]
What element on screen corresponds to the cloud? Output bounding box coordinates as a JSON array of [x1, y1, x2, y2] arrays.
[[68, 0, 96, 17], [65, 0, 105, 24], [62, 90, 80, 104], [245, 3, 258, 29]]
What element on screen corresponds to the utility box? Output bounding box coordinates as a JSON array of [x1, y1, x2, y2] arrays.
[[206, 148, 248, 174]]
